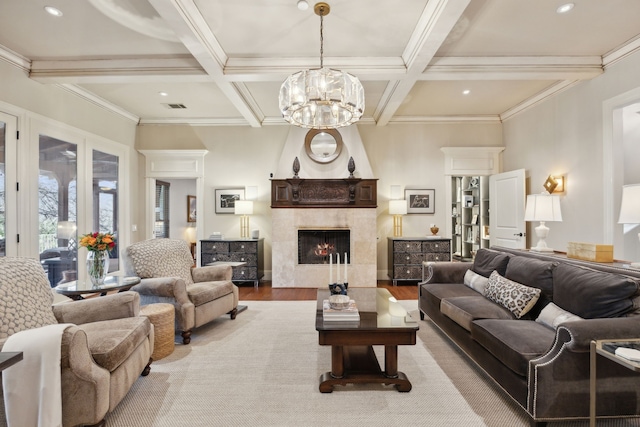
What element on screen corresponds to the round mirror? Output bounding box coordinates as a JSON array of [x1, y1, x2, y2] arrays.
[[304, 129, 343, 164]]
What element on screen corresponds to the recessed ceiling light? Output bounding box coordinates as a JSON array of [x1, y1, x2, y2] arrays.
[[462, 89, 471, 95], [44, 6, 63, 17], [556, 3, 574, 14], [297, 0, 309, 11], [158, 91, 168, 97]]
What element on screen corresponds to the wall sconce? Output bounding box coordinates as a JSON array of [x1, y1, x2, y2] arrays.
[[234, 200, 254, 238], [389, 200, 407, 237], [524, 193, 563, 252], [618, 183, 640, 269], [543, 175, 565, 194]]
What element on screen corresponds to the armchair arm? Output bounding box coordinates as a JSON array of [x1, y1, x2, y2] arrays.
[[52, 291, 141, 325], [192, 264, 233, 283], [421, 261, 471, 284], [558, 317, 640, 353], [130, 277, 191, 305]]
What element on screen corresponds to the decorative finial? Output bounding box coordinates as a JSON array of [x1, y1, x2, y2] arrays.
[[348, 156, 356, 178], [293, 157, 300, 178]]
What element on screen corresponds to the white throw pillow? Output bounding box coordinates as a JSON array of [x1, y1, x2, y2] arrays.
[[536, 302, 583, 330], [464, 269, 489, 294]]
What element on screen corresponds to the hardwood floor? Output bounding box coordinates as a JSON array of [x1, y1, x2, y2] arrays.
[[238, 280, 419, 301]]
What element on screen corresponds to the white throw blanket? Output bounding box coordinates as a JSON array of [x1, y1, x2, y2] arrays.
[[2, 323, 72, 427]]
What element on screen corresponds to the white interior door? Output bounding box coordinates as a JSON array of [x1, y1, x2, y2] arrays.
[[489, 169, 526, 249]]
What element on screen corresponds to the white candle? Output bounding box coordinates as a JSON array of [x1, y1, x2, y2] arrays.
[[344, 252, 348, 283], [329, 253, 332, 284], [337, 253, 341, 284]]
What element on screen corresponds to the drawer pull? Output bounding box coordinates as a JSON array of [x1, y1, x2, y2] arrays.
[[241, 245, 245, 249], [241, 258, 245, 262], [406, 256, 410, 260], [406, 270, 410, 274]]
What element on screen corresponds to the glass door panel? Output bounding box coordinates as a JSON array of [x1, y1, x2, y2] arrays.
[[39, 135, 77, 286], [0, 120, 5, 256], [93, 150, 119, 272]]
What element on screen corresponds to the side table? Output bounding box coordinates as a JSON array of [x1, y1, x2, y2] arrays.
[[590, 339, 640, 427], [141, 304, 175, 360]]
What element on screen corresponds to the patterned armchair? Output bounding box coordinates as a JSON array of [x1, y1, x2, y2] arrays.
[[123, 238, 239, 344], [0, 257, 153, 427]]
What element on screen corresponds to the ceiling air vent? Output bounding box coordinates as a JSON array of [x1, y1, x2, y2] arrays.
[[164, 103, 187, 109]]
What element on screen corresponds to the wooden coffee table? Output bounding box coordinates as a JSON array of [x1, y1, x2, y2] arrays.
[[315, 287, 419, 392]]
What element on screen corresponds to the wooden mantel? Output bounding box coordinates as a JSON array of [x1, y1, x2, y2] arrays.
[[271, 178, 377, 208]]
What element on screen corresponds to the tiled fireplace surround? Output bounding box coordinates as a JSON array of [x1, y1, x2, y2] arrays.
[[271, 208, 377, 288]]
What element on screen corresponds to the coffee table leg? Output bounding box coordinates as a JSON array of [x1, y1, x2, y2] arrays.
[[385, 345, 398, 378], [331, 345, 344, 378]]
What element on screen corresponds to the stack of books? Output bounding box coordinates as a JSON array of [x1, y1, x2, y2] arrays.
[[322, 299, 360, 322]]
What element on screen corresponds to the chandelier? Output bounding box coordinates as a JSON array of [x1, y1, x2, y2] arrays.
[[279, 2, 365, 129]]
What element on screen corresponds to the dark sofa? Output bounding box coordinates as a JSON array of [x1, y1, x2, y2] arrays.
[[418, 246, 640, 426]]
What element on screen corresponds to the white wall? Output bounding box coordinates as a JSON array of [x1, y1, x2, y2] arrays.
[[165, 179, 197, 243], [502, 49, 640, 261], [137, 122, 503, 279]]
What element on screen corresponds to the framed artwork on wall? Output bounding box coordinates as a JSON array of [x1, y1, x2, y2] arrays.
[[405, 189, 435, 214], [187, 195, 197, 222], [215, 188, 245, 214]]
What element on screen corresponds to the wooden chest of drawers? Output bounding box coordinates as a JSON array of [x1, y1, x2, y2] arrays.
[[200, 238, 264, 287], [387, 237, 451, 285]]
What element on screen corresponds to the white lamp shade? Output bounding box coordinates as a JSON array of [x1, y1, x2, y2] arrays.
[[57, 221, 77, 239], [524, 194, 563, 222], [389, 200, 407, 215], [234, 200, 253, 215], [618, 184, 640, 224]]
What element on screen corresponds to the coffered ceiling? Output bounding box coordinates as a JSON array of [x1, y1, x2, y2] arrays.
[[1, 0, 639, 127]]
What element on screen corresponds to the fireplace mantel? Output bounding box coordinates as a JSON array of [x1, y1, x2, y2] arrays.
[[271, 178, 377, 208]]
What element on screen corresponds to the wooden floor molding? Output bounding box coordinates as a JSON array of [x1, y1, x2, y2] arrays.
[[238, 281, 418, 301]]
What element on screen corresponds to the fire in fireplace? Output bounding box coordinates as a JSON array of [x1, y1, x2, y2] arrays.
[[298, 229, 350, 265]]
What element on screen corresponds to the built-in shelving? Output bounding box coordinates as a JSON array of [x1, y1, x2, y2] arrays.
[[451, 176, 490, 261]]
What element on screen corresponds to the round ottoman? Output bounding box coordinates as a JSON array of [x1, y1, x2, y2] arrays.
[[140, 303, 175, 360]]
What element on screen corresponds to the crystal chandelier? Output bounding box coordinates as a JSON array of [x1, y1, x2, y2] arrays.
[[279, 2, 365, 129]]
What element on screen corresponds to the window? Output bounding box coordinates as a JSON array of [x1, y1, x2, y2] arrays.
[[93, 150, 119, 272], [155, 180, 170, 238], [39, 135, 77, 286]]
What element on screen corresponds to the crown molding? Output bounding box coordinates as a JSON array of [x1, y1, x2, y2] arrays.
[[57, 84, 140, 123], [0, 44, 30, 72], [500, 80, 581, 122]]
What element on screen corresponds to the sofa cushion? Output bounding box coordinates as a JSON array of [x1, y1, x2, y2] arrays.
[[553, 263, 640, 318], [187, 281, 234, 306], [441, 296, 515, 331], [472, 319, 555, 376], [536, 302, 582, 330], [80, 316, 151, 372], [0, 257, 58, 340], [484, 271, 541, 319], [422, 283, 482, 308], [504, 256, 556, 298], [464, 269, 489, 294], [472, 248, 510, 277]]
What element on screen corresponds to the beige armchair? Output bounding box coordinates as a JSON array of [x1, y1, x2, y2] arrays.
[[0, 257, 153, 427], [123, 238, 238, 344]]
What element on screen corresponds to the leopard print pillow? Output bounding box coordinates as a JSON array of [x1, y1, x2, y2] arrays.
[[484, 270, 541, 319]]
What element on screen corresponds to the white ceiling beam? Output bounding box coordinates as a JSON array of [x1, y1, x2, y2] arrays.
[[57, 84, 140, 123], [149, 0, 262, 127], [376, 0, 471, 126], [30, 57, 209, 84], [423, 56, 603, 80]]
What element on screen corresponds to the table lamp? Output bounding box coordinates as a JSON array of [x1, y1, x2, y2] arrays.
[[618, 183, 640, 268], [56, 221, 77, 256], [389, 200, 407, 237], [235, 200, 253, 238], [524, 194, 562, 252]]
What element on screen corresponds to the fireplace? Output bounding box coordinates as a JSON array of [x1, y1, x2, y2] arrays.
[[298, 229, 350, 265]]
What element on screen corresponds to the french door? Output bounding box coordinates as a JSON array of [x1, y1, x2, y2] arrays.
[[0, 112, 18, 257]]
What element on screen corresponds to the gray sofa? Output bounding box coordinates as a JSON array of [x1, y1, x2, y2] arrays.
[[419, 247, 640, 426]]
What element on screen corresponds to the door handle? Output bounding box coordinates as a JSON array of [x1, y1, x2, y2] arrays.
[[513, 233, 523, 237]]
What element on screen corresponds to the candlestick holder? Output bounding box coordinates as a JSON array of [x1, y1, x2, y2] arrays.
[[329, 283, 348, 295]]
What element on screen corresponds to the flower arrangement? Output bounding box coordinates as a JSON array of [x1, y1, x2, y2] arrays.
[[79, 232, 116, 252]]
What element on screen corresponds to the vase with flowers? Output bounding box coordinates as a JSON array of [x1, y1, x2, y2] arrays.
[[79, 232, 115, 286]]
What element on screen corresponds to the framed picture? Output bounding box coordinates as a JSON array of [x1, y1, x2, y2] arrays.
[[215, 188, 245, 214], [187, 195, 197, 222], [405, 189, 435, 214]]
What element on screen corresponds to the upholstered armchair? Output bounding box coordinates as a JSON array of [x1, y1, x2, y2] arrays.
[[123, 238, 239, 344], [0, 257, 153, 427]]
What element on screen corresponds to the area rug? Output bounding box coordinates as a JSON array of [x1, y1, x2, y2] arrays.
[[107, 300, 487, 427], [106, 301, 640, 427]]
